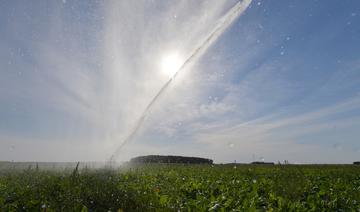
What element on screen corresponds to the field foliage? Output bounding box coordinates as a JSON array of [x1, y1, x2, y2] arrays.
[[0, 164, 360, 211]]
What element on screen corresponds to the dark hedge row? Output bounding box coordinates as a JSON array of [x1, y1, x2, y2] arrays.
[[130, 155, 213, 164]]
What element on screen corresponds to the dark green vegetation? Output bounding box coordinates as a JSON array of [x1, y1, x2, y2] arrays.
[[130, 155, 213, 164], [0, 164, 360, 211]]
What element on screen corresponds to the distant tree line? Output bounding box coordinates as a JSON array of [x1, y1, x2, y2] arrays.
[[354, 161, 360, 165], [251, 161, 275, 165], [130, 155, 213, 164]]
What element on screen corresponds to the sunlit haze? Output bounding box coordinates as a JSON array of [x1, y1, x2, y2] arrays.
[[1, 0, 360, 164], [160, 52, 183, 78]]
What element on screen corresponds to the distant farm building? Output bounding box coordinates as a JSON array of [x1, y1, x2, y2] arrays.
[[130, 155, 213, 164]]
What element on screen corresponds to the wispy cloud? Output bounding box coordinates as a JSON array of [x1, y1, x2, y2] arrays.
[[1, 0, 360, 163], [0, 0, 247, 161]]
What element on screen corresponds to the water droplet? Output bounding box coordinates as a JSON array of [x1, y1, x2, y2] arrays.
[[333, 144, 342, 151], [209, 203, 220, 210]]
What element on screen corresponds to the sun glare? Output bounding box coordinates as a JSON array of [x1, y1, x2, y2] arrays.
[[160, 53, 183, 78]]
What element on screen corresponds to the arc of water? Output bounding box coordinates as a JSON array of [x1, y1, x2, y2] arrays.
[[109, 0, 252, 162]]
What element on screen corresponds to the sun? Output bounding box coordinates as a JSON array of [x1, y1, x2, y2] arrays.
[[160, 52, 183, 78]]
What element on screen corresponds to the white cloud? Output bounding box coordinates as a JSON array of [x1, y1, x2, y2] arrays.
[[183, 96, 360, 163], [0, 1, 249, 161], [2, 1, 359, 164]]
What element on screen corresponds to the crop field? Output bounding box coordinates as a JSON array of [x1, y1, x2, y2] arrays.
[[0, 164, 360, 211]]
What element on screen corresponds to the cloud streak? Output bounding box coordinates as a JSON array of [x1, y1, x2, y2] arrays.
[[1, 0, 360, 163]]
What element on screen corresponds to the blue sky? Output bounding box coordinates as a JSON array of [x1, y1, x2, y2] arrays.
[[0, 0, 359, 163]]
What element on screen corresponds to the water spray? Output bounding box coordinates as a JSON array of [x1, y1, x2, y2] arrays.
[[109, 0, 252, 162]]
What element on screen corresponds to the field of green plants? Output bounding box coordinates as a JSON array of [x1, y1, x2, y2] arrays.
[[1, 164, 360, 211]]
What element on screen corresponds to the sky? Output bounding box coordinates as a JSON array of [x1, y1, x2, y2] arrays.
[[0, 0, 360, 163]]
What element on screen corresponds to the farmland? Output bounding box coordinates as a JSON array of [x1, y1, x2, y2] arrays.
[[0, 163, 360, 211]]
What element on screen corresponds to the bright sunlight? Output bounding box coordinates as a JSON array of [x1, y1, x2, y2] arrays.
[[160, 52, 183, 78]]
